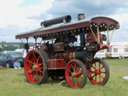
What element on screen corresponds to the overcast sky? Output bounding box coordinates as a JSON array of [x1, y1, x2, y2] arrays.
[[0, 0, 128, 42]]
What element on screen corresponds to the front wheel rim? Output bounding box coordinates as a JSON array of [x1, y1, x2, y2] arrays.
[[87, 59, 109, 85]]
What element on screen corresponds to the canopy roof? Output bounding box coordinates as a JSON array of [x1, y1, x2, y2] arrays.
[[16, 16, 119, 40]]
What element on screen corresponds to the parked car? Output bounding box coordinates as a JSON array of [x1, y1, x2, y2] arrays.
[[0, 52, 24, 68], [6, 52, 24, 66]]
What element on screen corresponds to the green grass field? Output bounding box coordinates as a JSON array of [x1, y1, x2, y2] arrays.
[[0, 59, 128, 96]]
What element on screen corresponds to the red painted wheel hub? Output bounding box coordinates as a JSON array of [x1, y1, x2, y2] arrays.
[[24, 50, 44, 84], [65, 60, 87, 89]]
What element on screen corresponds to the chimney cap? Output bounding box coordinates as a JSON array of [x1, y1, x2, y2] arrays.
[[78, 13, 85, 20]]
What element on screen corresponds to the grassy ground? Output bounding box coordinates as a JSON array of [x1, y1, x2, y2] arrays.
[[0, 59, 128, 96]]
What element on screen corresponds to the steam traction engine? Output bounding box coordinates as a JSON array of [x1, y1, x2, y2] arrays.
[[16, 14, 119, 88]]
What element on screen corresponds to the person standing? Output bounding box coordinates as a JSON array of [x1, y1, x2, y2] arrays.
[[13, 58, 21, 69]]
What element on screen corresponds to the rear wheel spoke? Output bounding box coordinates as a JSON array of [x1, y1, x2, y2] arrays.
[[36, 57, 40, 64], [26, 60, 34, 64], [32, 51, 37, 60]]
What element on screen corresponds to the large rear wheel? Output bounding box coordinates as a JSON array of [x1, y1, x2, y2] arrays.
[[24, 49, 48, 84], [65, 59, 87, 88], [87, 59, 110, 85]]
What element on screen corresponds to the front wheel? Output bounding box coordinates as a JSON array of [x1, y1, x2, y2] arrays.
[[87, 59, 110, 85], [65, 59, 87, 89]]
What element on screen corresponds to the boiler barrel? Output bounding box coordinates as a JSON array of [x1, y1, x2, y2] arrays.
[[40, 15, 72, 27]]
